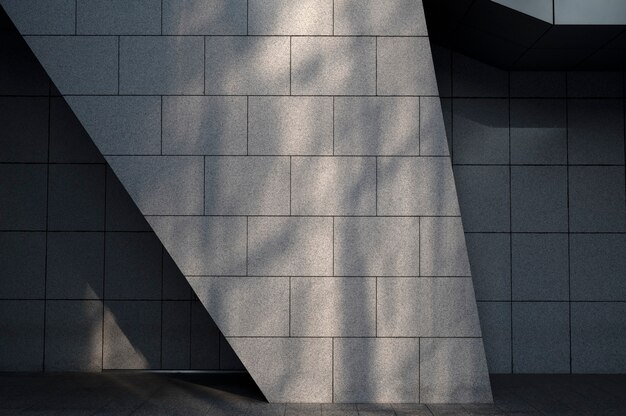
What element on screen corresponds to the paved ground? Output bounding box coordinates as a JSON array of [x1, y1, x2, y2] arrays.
[[0, 373, 625, 415]]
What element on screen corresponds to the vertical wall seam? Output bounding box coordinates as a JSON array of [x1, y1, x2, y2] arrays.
[[331, 337, 334, 403], [246, 96, 249, 155], [375, 37, 378, 96], [160, 246, 164, 368], [74, 0, 78, 34], [289, 157, 292, 215], [117, 36, 120, 95], [160, 96, 163, 155], [203, 156, 206, 216], [508, 70, 514, 373], [566, 72, 572, 374], [289, 37, 292, 96], [42, 81, 52, 371], [203, 37, 206, 95], [102, 166, 107, 372]]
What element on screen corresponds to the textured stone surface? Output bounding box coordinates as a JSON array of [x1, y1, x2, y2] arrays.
[[248, 217, 333, 276], [66, 96, 161, 156], [420, 338, 492, 403], [291, 157, 376, 215], [0, 232, 46, 298], [0, 301, 44, 371], [228, 337, 332, 403], [25, 36, 117, 94], [334, 0, 427, 35], [147, 216, 247, 276], [334, 217, 420, 276], [466, 233, 510, 301], [420, 217, 472, 277], [0, 97, 48, 162], [377, 37, 438, 96], [292, 37, 376, 95], [188, 276, 289, 337], [377, 157, 460, 216], [107, 156, 204, 216], [290, 277, 376, 337], [120, 36, 204, 95], [0, 164, 47, 230], [477, 302, 511, 374], [334, 97, 420, 156], [205, 156, 290, 215], [162, 96, 247, 156], [334, 338, 420, 403], [205, 37, 290, 95], [162, 0, 247, 35], [378, 278, 481, 337], [248, 0, 332, 35], [420, 97, 450, 156], [76, 0, 160, 35], [1, 0, 74, 34], [249, 97, 333, 155]]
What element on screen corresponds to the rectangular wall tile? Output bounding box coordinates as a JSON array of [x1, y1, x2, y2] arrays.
[[378, 278, 481, 337], [567, 71, 623, 98], [162, 251, 191, 300], [510, 71, 566, 98], [511, 166, 568, 232], [377, 157, 460, 216], [50, 98, 104, 163], [0, 97, 48, 162], [2, 0, 75, 34], [104, 233, 162, 300], [420, 338, 492, 403], [0, 301, 44, 371], [205, 156, 290, 215], [189, 276, 289, 337], [452, 52, 508, 97], [248, 97, 333, 155], [66, 96, 161, 156], [512, 234, 569, 301], [48, 164, 105, 231], [420, 97, 450, 156], [77, 0, 160, 35], [248, 217, 333, 276], [292, 37, 376, 95], [466, 233, 510, 301], [291, 157, 376, 215], [572, 302, 626, 373], [291, 277, 376, 337], [334, 0, 427, 35], [0, 34, 50, 95], [205, 37, 290, 95], [248, 0, 332, 35], [512, 302, 570, 373], [120, 36, 204, 94], [477, 302, 511, 374], [103, 301, 161, 369], [570, 234, 626, 301], [107, 156, 204, 216], [377, 37, 438, 96], [162, 96, 246, 156], [47, 232, 104, 299], [454, 166, 510, 232], [163, 0, 246, 35], [0, 232, 46, 299], [333, 338, 420, 403], [45, 301, 102, 371], [334, 97, 420, 156], [162, 301, 190, 369], [334, 217, 419, 276], [25, 36, 117, 94], [420, 217, 471, 277], [104, 167, 152, 232], [147, 216, 247, 276], [0, 164, 47, 230], [190, 301, 220, 369], [569, 166, 626, 232]]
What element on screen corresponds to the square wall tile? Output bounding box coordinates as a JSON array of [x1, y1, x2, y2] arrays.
[[420, 217, 472, 277], [510, 71, 566, 98], [0, 164, 47, 230], [45, 300, 103, 371], [569, 166, 626, 232], [0, 34, 50, 95], [477, 302, 511, 373], [0, 97, 48, 162], [162, 250, 191, 300], [47, 232, 104, 299], [466, 233, 510, 301], [567, 71, 623, 98], [162, 301, 190, 370], [452, 53, 508, 97], [568, 99, 624, 165], [510, 99, 566, 164], [453, 99, 509, 164], [0, 301, 44, 371], [454, 166, 510, 232], [105, 166, 151, 232], [377, 37, 438, 96], [48, 164, 106, 231], [50, 97, 104, 163], [512, 234, 569, 301], [190, 301, 220, 369], [104, 233, 162, 300], [511, 166, 568, 232], [103, 301, 161, 369], [0, 232, 46, 299], [512, 302, 570, 373], [570, 234, 626, 301]]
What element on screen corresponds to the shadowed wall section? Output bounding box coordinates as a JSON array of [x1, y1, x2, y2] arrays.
[[0, 0, 492, 403]]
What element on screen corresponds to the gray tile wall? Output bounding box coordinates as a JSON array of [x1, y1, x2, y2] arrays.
[[435, 46, 626, 374], [0, 20, 242, 372]]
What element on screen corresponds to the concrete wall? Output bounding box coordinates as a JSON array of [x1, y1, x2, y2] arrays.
[[433, 46, 626, 374], [0, 12, 243, 372], [0, 0, 492, 404]]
